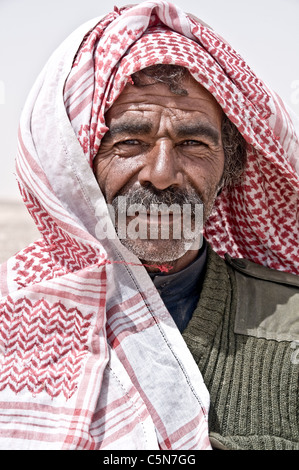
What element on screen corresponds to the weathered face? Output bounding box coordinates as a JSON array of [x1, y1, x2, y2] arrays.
[[94, 73, 225, 271]]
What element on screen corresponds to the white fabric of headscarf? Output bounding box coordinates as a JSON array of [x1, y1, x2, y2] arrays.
[[0, 0, 298, 450]]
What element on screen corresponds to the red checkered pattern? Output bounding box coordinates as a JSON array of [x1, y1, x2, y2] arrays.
[[0, 0, 298, 450]]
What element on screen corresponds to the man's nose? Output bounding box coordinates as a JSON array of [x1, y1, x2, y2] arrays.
[[138, 140, 183, 190]]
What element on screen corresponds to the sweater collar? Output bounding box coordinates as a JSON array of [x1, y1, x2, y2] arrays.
[[183, 245, 231, 349]]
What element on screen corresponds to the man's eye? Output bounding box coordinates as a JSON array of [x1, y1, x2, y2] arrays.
[[181, 140, 206, 146], [118, 139, 140, 146]]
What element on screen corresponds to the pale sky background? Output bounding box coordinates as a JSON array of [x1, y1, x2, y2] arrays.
[[0, 0, 299, 202]]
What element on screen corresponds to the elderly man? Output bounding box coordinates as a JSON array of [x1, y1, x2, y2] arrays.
[[0, 1, 298, 451]]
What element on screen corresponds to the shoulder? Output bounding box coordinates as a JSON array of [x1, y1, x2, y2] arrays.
[[225, 254, 299, 342], [225, 254, 299, 287]]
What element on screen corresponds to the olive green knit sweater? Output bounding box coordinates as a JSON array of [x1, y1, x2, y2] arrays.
[[183, 247, 299, 450]]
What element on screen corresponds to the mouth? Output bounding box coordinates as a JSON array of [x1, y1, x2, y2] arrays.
[[128, 211, 182, 224], [125, 212, 182, 241], [123, 209, 201, 242]]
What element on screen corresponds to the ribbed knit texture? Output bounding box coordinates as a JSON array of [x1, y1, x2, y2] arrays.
[[183, 247, 299, 450]]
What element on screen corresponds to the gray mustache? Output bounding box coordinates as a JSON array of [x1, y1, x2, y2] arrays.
[[112, 185, 203, 213]]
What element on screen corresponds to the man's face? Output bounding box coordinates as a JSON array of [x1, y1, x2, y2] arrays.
[[94, 73, 225, 270]]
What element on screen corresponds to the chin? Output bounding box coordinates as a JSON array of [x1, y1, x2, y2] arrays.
[[121, 237, 202, 264]]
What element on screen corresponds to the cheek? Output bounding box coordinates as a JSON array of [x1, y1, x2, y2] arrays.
[[185, 153, 224, 197], [93, 155, 141, 203], [93, 155, 112, 196]]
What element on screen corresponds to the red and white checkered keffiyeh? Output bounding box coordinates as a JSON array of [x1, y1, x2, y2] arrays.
[[0, 0, 298, 450]]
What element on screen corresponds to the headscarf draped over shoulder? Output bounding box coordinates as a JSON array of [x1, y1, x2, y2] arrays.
[[0, 1, 297, 450]]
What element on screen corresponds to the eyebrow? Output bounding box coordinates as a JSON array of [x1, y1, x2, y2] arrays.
[[175, 123, 221, 146], [107, 122, 153, 137]]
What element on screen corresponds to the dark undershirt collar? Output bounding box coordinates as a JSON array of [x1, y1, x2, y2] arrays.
[[149, 240, 207, 332]]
